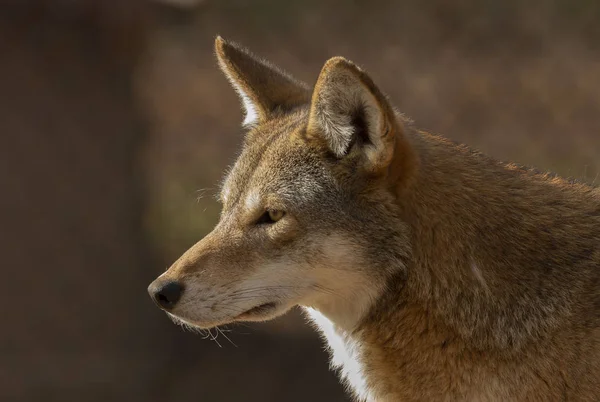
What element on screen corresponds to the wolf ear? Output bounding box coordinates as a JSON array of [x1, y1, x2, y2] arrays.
[[215, 36, 311, 127], [307, 57, 397, 171]]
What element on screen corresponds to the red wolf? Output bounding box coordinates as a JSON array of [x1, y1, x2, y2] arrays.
[[149, 37, 600, 401]]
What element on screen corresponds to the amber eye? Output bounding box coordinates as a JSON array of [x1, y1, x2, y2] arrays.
[[256, 209, 285, 225], [268, 209, 285, 222]]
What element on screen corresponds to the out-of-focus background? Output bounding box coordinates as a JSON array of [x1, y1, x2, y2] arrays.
[[1, 0, 598, 401]]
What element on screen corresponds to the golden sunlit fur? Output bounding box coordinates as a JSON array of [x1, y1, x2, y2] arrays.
[[149, 37, 600, 401]]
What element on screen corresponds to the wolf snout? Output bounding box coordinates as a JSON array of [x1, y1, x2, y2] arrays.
[[148, 279, 184, 310]]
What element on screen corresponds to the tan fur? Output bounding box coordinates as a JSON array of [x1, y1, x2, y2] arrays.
[[149, 37, 600, 401]]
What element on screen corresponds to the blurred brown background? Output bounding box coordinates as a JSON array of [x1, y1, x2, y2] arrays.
[[1, 0, 598, 401]]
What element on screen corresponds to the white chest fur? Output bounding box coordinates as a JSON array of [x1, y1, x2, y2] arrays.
[[305, 307, 372, 402]]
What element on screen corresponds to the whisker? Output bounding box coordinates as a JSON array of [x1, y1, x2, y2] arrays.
[[209, 328, 222, 348], [195, 188, 215, 204], [217, 327, 238, 348]]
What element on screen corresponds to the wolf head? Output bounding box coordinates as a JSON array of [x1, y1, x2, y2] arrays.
[[148, 37, 415, 331]]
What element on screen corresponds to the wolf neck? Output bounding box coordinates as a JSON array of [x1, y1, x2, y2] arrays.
[[390, 128, 594, 351]]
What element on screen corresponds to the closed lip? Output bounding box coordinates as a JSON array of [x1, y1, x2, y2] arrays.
[[235, 302, 278, 319]]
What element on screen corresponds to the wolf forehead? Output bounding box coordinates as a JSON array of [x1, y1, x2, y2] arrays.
[[219, 110, 336, 209]]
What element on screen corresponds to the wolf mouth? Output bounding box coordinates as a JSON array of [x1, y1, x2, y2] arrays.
[[236, 302, 278, 319]]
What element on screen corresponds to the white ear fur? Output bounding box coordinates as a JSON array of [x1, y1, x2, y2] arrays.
[[239, 92, 259, 127], [215, 36, 310, 128], [312, 70, 386, 157], [308, 57, 393, 168], [217, 61, 260, 127]]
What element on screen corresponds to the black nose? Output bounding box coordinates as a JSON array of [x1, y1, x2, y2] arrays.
[[148, 280, 183, 309]]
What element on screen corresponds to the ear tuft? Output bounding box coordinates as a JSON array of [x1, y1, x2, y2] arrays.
[[215, 37, 310, 128]]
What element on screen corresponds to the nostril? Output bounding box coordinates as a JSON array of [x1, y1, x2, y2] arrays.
[[157, 293, 169, 304], [152, 281, 183, 310]]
